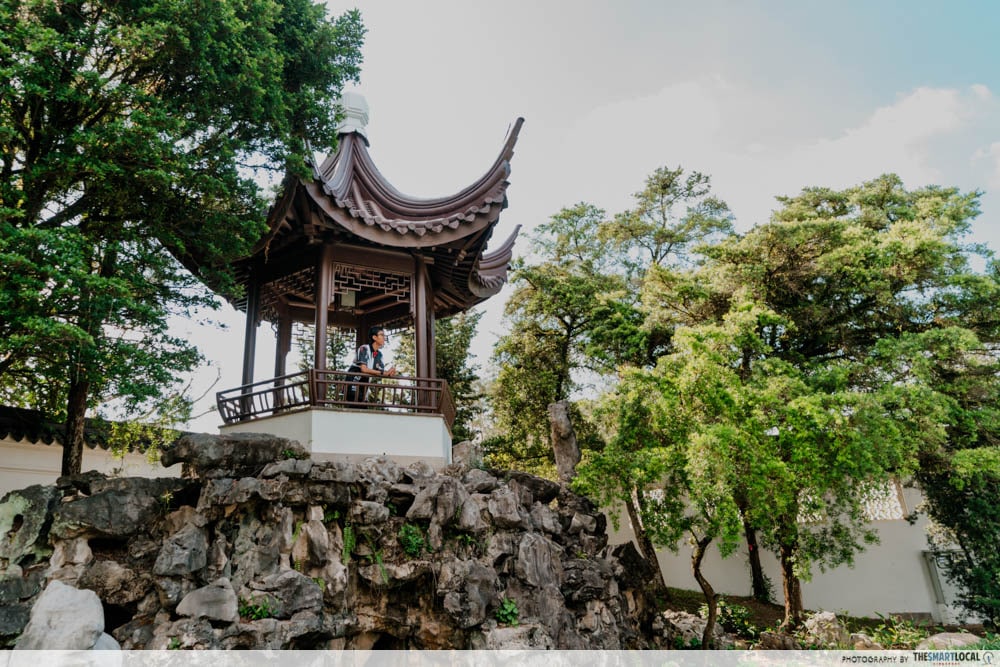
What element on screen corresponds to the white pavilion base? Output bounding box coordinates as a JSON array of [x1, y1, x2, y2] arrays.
[[219, 408, 452, 468]]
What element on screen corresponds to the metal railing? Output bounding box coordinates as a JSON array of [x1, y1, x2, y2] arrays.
[[216, 369, 455, 432]]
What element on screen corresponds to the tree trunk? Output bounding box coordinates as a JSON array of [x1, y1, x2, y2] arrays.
[[61, 378, 90, 476], [744, 518, 769, 601], [624, 490, 671, 602], [691, 534, 718, 649], [734, 494, 769, 602], [779, 543, 804, 629]]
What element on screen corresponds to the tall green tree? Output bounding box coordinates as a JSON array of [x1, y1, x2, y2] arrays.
[[603, 165, 734, 274], [0, 0, 365, 473], [486, 203, 618, 472], [581, 174, 1000, 626]]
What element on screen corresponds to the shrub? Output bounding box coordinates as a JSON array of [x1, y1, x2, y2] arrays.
[[495, 597, 519, 626], [700, 598, 759, 639], [398, 523, 426, 558]]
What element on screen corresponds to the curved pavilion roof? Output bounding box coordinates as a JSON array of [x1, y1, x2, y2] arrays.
[[234, 113, 523, 321]]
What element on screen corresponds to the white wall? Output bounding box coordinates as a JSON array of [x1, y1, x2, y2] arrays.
[[0, 438, 182, 497], [221, 408, 452, 468]]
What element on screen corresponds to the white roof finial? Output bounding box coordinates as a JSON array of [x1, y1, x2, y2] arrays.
[[337, 91, 369, 139]]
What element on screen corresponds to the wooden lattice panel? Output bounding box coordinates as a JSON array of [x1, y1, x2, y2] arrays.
[[260, 267, 316, 320], [333, 264, 410, 302]]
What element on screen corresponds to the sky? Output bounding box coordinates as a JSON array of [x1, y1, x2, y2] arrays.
[[182, 0, 1000, 431]]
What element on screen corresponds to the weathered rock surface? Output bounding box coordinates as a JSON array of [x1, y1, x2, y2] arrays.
[[15, 579, 106, 649], [801, 610, 850, 648], [916, 631, 982, 650], [0, 433, 663, 649], [652, 609, 733, 649]]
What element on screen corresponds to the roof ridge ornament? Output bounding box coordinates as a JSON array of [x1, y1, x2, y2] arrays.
[[336, 91, 370, 141]]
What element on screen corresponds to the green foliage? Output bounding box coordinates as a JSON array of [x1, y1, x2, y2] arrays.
[[397, 523, 425, 558], [487, 204, 619, 471], [922, 457, 1000, 627], [700, 598, 759, 639], [167, 637, 182, 650], [494, 597, 519, 626], [371, 550, 389, 585], [238, 597, 276, 621], [967, 633, 1000, 650], [604, 165, 734, 273], [576, 172, 998, 628], [341, 524, 355, 565], [865, 614, 930, 649], [0, 0, 365, 473]]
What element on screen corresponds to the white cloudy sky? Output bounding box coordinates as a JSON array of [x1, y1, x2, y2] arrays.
[[180, 1, 1000, 431]]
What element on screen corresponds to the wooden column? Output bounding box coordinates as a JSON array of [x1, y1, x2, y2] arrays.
[[313, 246, 334, 403], [314, 246, 333, 371], [241, 279, 261, 386], [413, 256, 436, 379], [274, 306, 292, 378]]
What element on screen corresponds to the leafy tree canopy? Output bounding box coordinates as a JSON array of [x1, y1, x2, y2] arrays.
[[0, 0, 365, 473]]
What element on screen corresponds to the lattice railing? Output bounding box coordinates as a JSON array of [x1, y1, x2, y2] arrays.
[[216, 370, 455, 432]]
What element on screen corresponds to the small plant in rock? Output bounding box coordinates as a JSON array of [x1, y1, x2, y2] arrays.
[[495, 597, 519, 626], [373, 550, 389, 585], [158, 490, 174, 514], [398, 523, 426, 558], [281, 448, 306, 460], [167, 637, 182, 650], [323, 508, 341, 523], [341, 524, 356, 565], [238, 597, 276, 621], [313, 577, 327, 592]]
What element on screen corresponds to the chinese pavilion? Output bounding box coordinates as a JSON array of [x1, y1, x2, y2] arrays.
[[213, 94, 522, 466]]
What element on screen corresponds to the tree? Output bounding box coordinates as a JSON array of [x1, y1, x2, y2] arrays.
[[486, 204, 617, 472], [0, 0, 365, 473], [603, 165, 734, 274], [581, 174, 999, 627]]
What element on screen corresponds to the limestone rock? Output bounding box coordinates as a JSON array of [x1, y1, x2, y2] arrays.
[[51, 477, 191, 539], [462, 468, 499, 494], [515, 533, 564, 588], [349, 500, 390, 526], [472, 621, 555, 649], [162, 432, 307, 478], [251, 570, 323, 619], [506, 471, 561, 504], [261, 458, 313, 478], [15, 580, 105, 649], [916, 631, 982, 650], [653, 609, 732, 649], [176, 578, 238, 623], [451, 440, 483, 469], [549, 400, 581, 483], [78, 560, 149, 606], [0, 451, 656, 650], [153, 523, 209, 576], [850, 632, 884, 650], [438, 560, 497, 628], [0, 485, 60, 569], [488, 486, 528, 529], [757, 630, 802, 650], [802, 610, 850, 648]]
